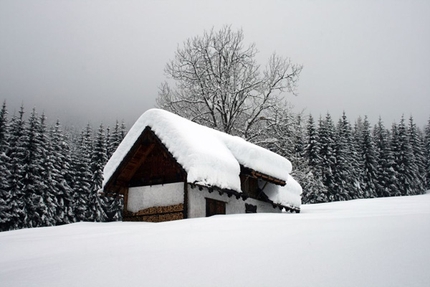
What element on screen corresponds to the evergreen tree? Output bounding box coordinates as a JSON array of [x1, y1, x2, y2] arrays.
[[352, 117, 366, 198], [332, 112, 358, 201], [0, 101, 8, 150], [22, 109, 51, 228], [290, 114, 324, 205], [390, 123, 403, 196], [408, 116, 426, 193], [0, 102, 11, 231], [38, 113, 60, 227], [344, 113, 363, 199], [47, 120, 75, 225], [71, 124, 93, 222], [357, 116, 378, 198], [294, 168, 328, 204], [6, 106, 27, 229], [304, 115, 320, 172], [107, 120, 127, 159], [0, 151, 10, 231], [120, 121, 127, 140], [424, 118, 430, 190], [318, 114, 337, 201], [392, 117, 417, 196], [105, 125, 112, 158], [88, 124, 107, 222], [301, 114, 328, 203], [373, 118, 398, 197], [104, 121, 125, 221]]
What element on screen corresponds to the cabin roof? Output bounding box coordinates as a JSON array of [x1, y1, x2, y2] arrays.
[[103, 109, 302, 208]]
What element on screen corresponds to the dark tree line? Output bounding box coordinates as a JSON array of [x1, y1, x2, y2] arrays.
[[0, 103, 126, 232], [1, 100, 429, 232], [264, 111, 430, 204]]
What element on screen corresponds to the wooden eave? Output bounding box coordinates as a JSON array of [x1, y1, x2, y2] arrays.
[[240, 166, 286, 186]]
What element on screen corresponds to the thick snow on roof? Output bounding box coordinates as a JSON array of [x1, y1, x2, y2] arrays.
[[103, 108, 300, 206], [261, 175, 302, 208]]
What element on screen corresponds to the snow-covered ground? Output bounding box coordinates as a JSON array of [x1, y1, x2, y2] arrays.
[[1, 193, 429, 287]]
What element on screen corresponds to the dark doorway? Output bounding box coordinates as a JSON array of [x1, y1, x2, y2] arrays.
[[245, 203, 257, 213]]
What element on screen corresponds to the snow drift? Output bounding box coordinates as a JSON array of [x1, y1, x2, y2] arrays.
[[1, 193, 429, 287]]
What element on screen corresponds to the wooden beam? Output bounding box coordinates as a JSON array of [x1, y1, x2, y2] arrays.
[[250, 170, 286, 186]]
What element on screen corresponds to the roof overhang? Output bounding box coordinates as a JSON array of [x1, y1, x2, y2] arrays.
[[240, 166, 286, 186]]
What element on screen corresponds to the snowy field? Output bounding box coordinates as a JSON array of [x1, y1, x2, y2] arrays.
[[1, 193, 430, 287]]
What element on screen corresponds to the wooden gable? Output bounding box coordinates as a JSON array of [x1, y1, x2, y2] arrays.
[[104, 127, 186, 195]]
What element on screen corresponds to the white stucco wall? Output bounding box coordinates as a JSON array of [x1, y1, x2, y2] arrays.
[[187, 184, 281, 218], [127, 182, 184, 213]]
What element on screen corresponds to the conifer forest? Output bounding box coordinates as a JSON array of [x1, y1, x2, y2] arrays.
[[0, 103, 126, 231], [0, 102, 429, 232]]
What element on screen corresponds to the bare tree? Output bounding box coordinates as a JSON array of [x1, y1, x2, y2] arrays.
[[156, 25, 303, 140]]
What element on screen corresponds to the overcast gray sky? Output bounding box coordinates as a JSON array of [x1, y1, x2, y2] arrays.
[[1, 0, 429, 129]]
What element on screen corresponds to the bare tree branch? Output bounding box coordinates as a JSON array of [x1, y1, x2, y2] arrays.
[[156, 25, 303, 141]]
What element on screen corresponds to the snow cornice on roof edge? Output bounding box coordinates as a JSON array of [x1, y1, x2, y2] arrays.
[[103, 108, 293, 194]]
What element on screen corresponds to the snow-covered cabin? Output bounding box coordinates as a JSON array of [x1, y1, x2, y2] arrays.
[[103, 109, 302, 222]]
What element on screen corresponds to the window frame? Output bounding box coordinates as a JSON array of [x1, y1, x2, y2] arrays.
[[205, 198, 226, 217]]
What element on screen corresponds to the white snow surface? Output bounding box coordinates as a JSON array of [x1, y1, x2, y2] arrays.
[[103, 108, 294, 194], [1, 193, 429, 287], [263, 174, 302, 208]]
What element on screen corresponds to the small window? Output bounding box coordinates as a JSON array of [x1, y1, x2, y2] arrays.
[[245, 203, 257, 213], [206, 198, 226, 217]]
